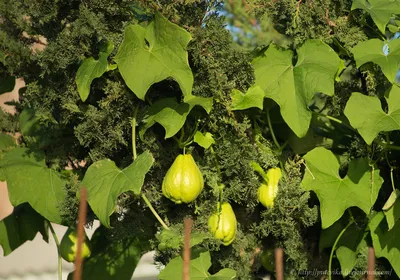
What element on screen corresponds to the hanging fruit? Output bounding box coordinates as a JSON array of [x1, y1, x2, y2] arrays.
[[162, 154, 204, 204]]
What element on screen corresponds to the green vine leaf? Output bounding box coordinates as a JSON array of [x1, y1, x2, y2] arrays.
[[0, 133, 16, 181], [194, 131, 215, 149], [0, 204, 48, 256], [0, 147, 67, 223], [369, 211, 400, 277], [0, 134, 16, 152], [76, 41, 115, 102], [231, 85, 264, 110], [157, 228, 208, 251], [253, 39, 340, 137], [319, 215, 367, 276], [115, 13, 193, 100], [351, 0, 400, 34], [352, 39, 400, 84], [344, 86, 400, 145], [383, 190, 400, 230], [68, 226, 148, 280], [302, 147, 383, 229], [383, 189, 400, 211], [140, 96, 212, 139], [158, 248, 236, 280], [81, 151, 154, 228]]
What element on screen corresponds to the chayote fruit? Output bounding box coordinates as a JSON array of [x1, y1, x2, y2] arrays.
[[60, 227, 91, 263], [260, 249, 275, 271], [258, 167, 282, 208], [208, 202, 237, 246], [162, 153, 204, 204]]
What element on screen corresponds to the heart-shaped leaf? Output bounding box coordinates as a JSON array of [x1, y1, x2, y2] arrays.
[[253, 40, 340, 137], [115, 13, 193, 100], [344, 86, 400, 145], [81, 151, 154, 228], [0, 147, 67, 223], [302, 147, 383, 228], [76, 41, 115, 102]]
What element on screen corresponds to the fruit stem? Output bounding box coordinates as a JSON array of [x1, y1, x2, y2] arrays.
[[48, 221, 62, 280], [375, 139, 400, 151], [141, 193, 170, 230], [313, 112, 355, 131], [210, 146, 221, 178], [267, 109, 280, 150], [328, 219, 354, 280], [131, 103, 170, 231], [131, 105, 139, 161]]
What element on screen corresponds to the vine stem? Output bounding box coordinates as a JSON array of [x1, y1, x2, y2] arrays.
[[131, 103, 170, 231], [314, 112, 400, 151], [267, 109, 280, 149], [210, 146, 221, 178], [47, 221, 62, 280], [131, 105, 139, 161], [374, 139, 400, 151], [313, 112, 355, 131], [141, 193, 170, 230], [328, 219, 354, 280]]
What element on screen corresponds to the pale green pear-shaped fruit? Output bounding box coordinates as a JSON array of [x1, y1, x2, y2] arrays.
[[258, 167, 282, 208], [162, 154, 204, 204], [208, 202, 237, 246], [60, 227, 91, 263]]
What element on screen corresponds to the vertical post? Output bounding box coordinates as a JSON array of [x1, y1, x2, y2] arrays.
[[74, 187, 88, 280], [183, 217, 193, 280], [275, 247, 284, 280], [367, 247, 375, 280]]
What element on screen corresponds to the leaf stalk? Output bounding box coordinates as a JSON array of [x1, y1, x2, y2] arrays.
[[47, 221, 62, 280]]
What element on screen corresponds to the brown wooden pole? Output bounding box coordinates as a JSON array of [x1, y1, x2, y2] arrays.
[[183, 217, 193, 280], [275, 247, 284, 280], [74, 187, 88, 280], [367, 247, 375, 280]]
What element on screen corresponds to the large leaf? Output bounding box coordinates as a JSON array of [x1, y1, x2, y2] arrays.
[[302, 147, 383, 228], [0, 204, 48, 256], [139, 96, 212, 139], [344, 87, 400, 145], [0, 147, 66, 223], [253, 40, 340, 137], [68, 226, 148, 280], [384, 191, 400, 230], [193, 131, 215, 149], [81, 151, 154, 228], [319, 215, 367, 276], [158, 248, 236, 280], [0, 133, 15, 181], [0, 134, 16, 151], [231, 85, 264, 110], [369, 211, 400, 277], [115, 13, 193, 100], [157, 228, 208, 251], [352, 39, 400, 84], [76, 41, 115, 102], [351, 0, 400, 34]]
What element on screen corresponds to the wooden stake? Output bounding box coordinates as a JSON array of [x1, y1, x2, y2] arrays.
[[74, 187, 88, 280], [367, 247, 375, 280], [275, 247, 284, 280], [183, 217, 193, 280]]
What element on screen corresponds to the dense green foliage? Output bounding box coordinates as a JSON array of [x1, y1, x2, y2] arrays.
[[1, 0, 400, 279]]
